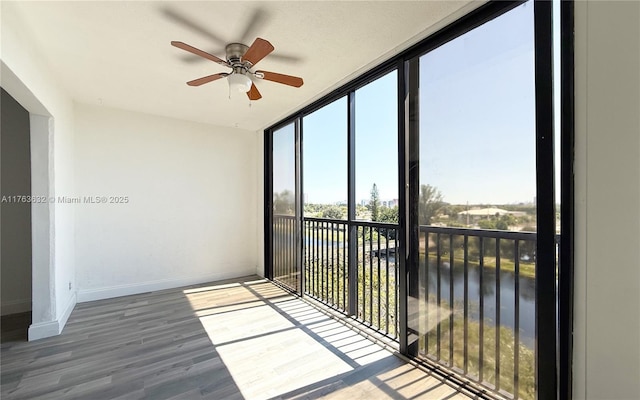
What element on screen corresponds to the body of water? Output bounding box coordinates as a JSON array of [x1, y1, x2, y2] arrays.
[[422, 259, 536, 348]]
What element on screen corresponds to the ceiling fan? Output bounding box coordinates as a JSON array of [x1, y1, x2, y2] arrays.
[[171, 38, 303, 100]]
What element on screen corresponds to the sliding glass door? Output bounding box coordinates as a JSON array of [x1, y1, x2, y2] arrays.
[[406, 2, 557, 398], [413, 2, 537, 397], [271, 122, 300, 292], [266, 1, 564, 398]]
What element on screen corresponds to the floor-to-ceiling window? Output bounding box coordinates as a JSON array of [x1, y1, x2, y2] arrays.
[[271, 122, 299, 291], [412, 3, 537, 397], [302, 97, 348, 309], [265, 1, 568, 398], [353, 71, 400, 336], [298, 71, 401, 338]]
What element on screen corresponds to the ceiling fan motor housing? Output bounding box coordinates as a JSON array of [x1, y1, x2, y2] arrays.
[[226, 43, 250, 67]]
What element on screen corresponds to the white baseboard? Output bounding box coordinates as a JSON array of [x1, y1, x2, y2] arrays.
[[1, 298, 32, 316], [29, 320, 60, 341], [59, 292, 76, 331], [77, 269, 256, 303], [27, 293, 77, 341]]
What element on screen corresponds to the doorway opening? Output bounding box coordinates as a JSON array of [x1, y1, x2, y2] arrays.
[[1, 87, 33, 342]]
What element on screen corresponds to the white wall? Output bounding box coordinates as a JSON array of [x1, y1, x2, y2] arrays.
[[1, 2, 77, 339], [74, 104, 258, 301], [574, 1, 640, 399]]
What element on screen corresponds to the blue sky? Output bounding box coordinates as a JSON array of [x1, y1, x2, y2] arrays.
[[275, 1, 560, 207], [419, 1, 535, 205]]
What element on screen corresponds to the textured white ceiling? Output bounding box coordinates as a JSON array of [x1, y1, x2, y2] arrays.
[[7, 1, 479, 131]]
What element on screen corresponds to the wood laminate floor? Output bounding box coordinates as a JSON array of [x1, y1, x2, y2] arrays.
[[0, 276, 476, 400]]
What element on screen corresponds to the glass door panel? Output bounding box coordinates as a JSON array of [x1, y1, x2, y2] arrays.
[[414, 2, 537, 398], [302, 97, 349, 309], [272, 123, 299, 291]]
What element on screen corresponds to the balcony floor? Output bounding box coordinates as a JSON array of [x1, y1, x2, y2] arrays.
[[1, 276, 474, 400]]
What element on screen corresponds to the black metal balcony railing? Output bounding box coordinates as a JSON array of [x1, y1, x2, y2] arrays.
[[304, 218, 348, 311], [274, 215, 548, 400], [303, 217, 399, 338], [272, 215, 298, 292], [418, 226, 539, 400]]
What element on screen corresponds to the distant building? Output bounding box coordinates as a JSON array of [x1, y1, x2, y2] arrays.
[[458, 207, 526, 223]]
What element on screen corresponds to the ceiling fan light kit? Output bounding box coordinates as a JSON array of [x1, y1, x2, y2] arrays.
[[171, 37, 303, 101], [228, 73, 253, 93]]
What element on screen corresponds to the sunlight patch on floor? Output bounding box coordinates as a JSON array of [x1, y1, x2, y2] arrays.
[[216, 328, 354, 400]]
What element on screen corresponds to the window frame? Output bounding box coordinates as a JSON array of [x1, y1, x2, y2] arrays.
[[263, 1, 574, 398]]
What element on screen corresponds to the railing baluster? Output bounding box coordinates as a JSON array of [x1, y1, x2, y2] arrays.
[[304, 220, 307, 293], [284, 218, 288, 286], [385, 233, 390, 334], [362, 226, 366, 321], [377, 229, 381, 330], [273, 219, 277, 281], [496, 237, 501, 390], [287, 218, 290, 287], [479, 236, 485, 383], [325, 222, 329, 302], [283, 218, 286, 282], [308, 221, 311, 293], [320, 221, 324, 301], [308, 221, 311, 294], [320, 221, 324, 300], [514, 239, 521, 399], [285, 218, 288, 286], [289, 218, 292, 285], [343, 223, 347, 311], [336, 222, 339, 308], [331, 222, 335, 305], [316, 221, 318, 297], [436, 232, 441, 361], [424, 228, 429, 355], [279, 218, 282, 281], [308, 221, 311, 295], [449, 234, 454, 367], [368, 227, 373, 326], [394, 231, 399, 337], [464, 234, 469, 375], [315, 221, 319, 297]]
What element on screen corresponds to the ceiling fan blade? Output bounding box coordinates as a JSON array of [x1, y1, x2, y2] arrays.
[[180, 48, 225, 64], [247, 83, 262, 100], [257, 70, 304, 87], [266, 53, 302, 64], [187, 73, 229, 86], [239, 7, 269, 44], [162, 8, 226, 46], [242, 38, 274, 66], [171, 41, 229, 67]]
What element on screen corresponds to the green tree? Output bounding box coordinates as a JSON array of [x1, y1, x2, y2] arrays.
[[378, 206, 399, 224], [478, 219, 497, 230], [369, 183, 380, 221], [356, 204, 369, 219], [321, 205, 345, 219], [419, 184, 444, 225], [273, 190, 294, 215], [495, 219, 509, 230], [377, 205, 399, 239]]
